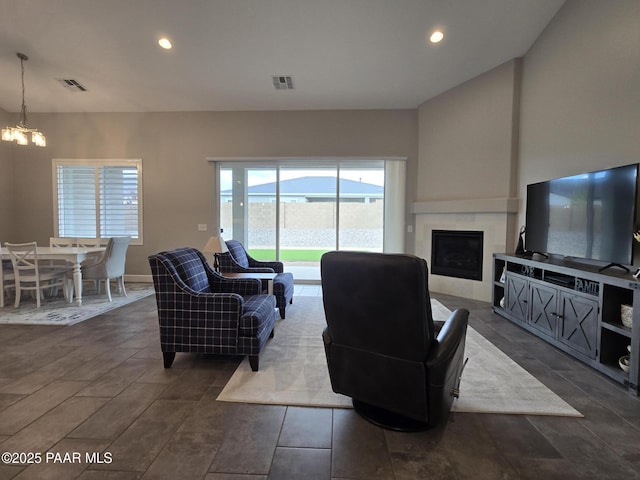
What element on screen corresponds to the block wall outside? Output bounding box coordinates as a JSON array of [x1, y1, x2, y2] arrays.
[[221, 202, 382, 230], [220, 202, 383, 249]]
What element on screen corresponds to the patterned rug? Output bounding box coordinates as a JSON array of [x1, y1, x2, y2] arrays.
[[217, 296, 583, 417], [0, 283, 155, 326]]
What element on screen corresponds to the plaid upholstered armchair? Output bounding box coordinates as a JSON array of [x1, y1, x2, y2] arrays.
[[218, 240, 294, 319], [148, 247, 276, 371]]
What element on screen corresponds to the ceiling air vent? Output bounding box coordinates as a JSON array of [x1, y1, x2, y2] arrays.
[[272, 75, 294, 90], [57, 79, 87, 92]]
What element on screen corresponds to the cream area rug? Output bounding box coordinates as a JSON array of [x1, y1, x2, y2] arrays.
[[0, 283, 155, 326], [217, 296, 582, 417]]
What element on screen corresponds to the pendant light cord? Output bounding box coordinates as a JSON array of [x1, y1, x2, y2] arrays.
[[19, 53, 28, 128]]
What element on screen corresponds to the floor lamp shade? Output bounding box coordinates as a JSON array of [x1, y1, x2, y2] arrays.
[[203, 236, 228, 270]]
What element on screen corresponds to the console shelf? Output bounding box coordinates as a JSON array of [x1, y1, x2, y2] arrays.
[[492, 253, 639, 394]]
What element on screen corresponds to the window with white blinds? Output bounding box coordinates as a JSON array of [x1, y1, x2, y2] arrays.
[[53, 159, 143, 244]]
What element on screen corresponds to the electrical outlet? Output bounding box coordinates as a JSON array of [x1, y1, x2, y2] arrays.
[[407, 225, 413, 233], [198, 224, 208, 231]]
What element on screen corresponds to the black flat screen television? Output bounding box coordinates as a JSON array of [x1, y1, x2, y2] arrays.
[[525, 164, 638, 267]]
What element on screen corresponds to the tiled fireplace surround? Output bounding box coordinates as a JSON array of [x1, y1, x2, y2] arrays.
[[413, 198, 518, 302]]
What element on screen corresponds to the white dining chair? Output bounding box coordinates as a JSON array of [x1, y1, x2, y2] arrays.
[[70, 237, 130, 302], [5, 242, 71, 308], [75, 238, 104, 248], [0, 244, 16, 308], [49, 237, 76, 271], [74, 238, 105, 268], [50, 237, 75, 248]]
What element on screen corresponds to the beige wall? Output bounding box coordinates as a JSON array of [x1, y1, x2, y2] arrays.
[[5, 110, 417, 275], [417, 58, 521, 203], [0, 109, 15, 241], [519, 0, 640, 218], [414, 59, 521, 300]]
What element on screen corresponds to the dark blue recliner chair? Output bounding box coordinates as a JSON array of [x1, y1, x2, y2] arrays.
[[321, 251, 469, 431]]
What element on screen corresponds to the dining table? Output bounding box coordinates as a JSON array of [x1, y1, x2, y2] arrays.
[[2, 246, 105, 306]]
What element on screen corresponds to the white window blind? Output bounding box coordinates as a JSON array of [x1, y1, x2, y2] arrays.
[[53, 159, 143, 244]]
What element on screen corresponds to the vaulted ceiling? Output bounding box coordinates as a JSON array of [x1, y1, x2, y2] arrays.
[[0, 0, 564, 113]]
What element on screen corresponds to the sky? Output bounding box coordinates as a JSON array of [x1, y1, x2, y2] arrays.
[[219, 167, 384, 191]]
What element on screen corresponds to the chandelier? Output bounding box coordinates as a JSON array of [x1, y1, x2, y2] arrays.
[[2, 53, 46, 147]]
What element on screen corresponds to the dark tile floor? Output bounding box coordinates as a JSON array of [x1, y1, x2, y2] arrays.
[[0, 290, 639, 479]]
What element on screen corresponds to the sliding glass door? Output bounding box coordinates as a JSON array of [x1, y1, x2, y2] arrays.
[[278, 166, 338, 277], [338, 165, 384, 252], [218, 160, 390, 281], [219, 166, 278, 260]]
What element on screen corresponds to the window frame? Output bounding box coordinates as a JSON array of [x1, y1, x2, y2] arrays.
[[52, 158, 143, 245], [210, 157, 406, 255]]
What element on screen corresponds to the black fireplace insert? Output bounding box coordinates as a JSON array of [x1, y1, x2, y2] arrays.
[[431, 230, 483, 281]]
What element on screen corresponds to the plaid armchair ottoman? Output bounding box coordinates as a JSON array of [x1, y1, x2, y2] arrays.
[[219, 240, 294, 319], [148, 247, 276, 371]]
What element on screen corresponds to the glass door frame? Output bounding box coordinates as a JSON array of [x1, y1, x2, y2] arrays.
[[210, 157, 406, 264]]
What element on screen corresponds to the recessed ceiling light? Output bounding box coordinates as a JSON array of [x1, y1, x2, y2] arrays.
[[429, 30, 444, 44], [158, 37, 172, 50]]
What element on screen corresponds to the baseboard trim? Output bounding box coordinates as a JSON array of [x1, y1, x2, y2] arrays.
[[125, 274, 153, 283]]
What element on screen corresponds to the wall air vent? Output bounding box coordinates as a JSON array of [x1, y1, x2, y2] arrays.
[[57, 79, 87, 92], [272, 75, 294, 90]]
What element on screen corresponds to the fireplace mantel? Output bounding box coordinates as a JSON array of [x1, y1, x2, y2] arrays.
[[412, 197, 518, 215]]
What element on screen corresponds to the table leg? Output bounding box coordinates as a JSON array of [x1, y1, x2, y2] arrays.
[[267, 279, 273, 295], [73, 262, 83, 306]]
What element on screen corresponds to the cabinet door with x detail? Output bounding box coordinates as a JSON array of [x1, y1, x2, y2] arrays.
[[558, 292, 599, 359], [529, 280, 558, 339], [505, 273, 529, 324]]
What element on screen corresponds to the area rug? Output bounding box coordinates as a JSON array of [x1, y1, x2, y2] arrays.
[[0, 283, 155, 326], [217, 296, 582, 417]]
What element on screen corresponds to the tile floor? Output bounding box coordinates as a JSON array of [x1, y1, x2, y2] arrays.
[[0, 287, 639, 479]]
